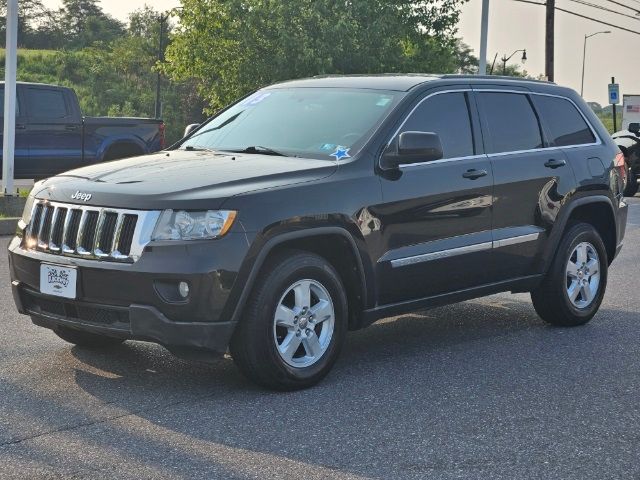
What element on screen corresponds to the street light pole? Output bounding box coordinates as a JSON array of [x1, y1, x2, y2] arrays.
[[478, 0, 490, 75], [2, 0, 18, 196], [580, 31, 611, 97], [501, 49, 527, 76]]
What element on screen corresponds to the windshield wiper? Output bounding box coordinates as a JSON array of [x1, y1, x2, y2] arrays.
[[182, 145, 215, 152], [228, 146, 289, 157]]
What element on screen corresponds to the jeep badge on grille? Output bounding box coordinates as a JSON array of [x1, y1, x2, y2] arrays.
[[71, 191, 92, 202]]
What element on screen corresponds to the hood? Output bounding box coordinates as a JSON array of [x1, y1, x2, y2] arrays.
[[33, 150, 338, 210]]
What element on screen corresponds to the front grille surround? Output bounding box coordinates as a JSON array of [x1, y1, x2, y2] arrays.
[[24, 200, 160, 263]]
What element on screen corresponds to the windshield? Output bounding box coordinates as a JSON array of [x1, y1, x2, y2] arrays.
[[181, 87, 402, 159]]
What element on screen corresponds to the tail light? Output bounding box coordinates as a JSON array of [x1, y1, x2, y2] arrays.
[[159, 122, 166, 150], [615, 151, 627, 188]]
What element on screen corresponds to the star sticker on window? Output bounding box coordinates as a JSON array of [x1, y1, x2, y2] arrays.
[[330, 147, 351, 161]]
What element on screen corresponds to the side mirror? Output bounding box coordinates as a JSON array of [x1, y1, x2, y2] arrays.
[[629, 123, 640, 135], [381, 131, 443, 170], [184, 123, 201, 138]]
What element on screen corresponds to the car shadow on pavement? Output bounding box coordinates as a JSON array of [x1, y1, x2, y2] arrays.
[[27, 295, 635, 479]]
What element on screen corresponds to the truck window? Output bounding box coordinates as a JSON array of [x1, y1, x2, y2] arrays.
[[477, 92, 543, 154], [398, 92, 474, 159], [0, 87, 21, 116], [531, 95, 596, 147], [26, 88, 68, 119]]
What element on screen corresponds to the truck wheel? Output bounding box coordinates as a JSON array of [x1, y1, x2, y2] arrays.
[[531, 223, 607, 327], [53, 326, 125, 348], [623, 163, 638, 197], [230, 251, 348, 390]]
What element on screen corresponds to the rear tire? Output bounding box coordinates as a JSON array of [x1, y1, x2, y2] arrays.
[[623, 164, 638, 197], [230, 250, 348, 391], [531, 223, 607, 327], [54, 326, 125, 348]]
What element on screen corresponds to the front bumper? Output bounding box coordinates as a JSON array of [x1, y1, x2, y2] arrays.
[[8, 231, 251, 353], [12, 281, 235, 352]]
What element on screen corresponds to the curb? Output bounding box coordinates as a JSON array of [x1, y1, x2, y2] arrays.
[[0, 218, 18, 236]]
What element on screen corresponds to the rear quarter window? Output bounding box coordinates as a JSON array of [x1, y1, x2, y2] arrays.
[[531, 95, 596, 147]]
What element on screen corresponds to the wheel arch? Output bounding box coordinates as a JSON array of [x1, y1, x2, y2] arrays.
[[230, 227, 371, 331], [545, 196, 618, 271], [98, 138, 147, 161]]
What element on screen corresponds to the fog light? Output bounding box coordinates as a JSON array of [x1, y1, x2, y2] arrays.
[[178, 282, 190, 299]]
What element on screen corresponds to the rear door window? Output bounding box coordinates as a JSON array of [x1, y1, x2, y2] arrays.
[[476, 92, 543, 154], [531, 95, 596, 146], [399, 92, 475, 159], [26, 88, 69, 119]]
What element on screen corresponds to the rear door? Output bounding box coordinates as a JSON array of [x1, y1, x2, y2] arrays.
[[24, 86, 83, 177], [0, 85, 29, 178], [474, 89, 578, 280], [375, 88, 494, 305]]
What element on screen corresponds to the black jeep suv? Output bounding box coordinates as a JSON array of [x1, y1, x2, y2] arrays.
[[8, 75, 628, 390]]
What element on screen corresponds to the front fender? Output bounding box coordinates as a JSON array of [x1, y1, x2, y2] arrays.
[[224, 224, 373, 326]]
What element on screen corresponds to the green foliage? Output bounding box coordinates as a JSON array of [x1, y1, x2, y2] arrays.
[[597, 111, 623, 134], [164, 0, 471, 112]]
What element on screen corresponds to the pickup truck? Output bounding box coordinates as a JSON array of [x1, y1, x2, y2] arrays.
[[0, 82, 165, 179], [613, 122, 640, 197]]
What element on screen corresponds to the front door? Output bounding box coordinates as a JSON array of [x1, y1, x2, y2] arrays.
[[374, 88, 494, 305], [24, 86, 83, 178], [0, 85, 29, 179]]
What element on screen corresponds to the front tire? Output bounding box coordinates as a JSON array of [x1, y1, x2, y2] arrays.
[[531, 223, 608, 327], [53, 326, 125, 348], [230, 251, 348, 390]]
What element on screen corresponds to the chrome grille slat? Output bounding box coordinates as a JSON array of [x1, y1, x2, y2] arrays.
[[23, 200, 160, 263]]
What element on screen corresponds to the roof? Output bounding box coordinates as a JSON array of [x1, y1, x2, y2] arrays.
[[0, 81, 70, 89], [266, 74, 555, 92]]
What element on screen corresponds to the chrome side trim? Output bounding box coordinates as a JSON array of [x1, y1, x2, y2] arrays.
[[390, 241, 493, 268], [389, 232, 542, 268], [494, 233, 540, 248]]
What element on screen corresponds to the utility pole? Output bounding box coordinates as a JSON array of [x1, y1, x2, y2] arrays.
[[154, 14, 169, 120], [2, 0, 18, 195], [545, 0, 555, 82], [478, 0, 490, 75]]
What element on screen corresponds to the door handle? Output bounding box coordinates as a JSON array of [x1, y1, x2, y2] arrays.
[[544, 158, 566, 169], [16, 124, 26, 130], [462, 169, 488, 180], [65, 125, 79, 131]]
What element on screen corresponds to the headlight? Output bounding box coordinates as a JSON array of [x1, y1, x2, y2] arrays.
[[152, 210, 237, 241], [21, 191, 36, 225]]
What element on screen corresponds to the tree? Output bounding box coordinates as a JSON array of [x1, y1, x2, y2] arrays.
[[164, 0, 470, 112], [60, 0, 125, 49]]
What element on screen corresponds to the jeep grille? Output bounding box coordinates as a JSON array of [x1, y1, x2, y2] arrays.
[[24, 200, 160, 263]]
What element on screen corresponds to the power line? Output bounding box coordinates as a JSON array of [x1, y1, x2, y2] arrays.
[[566, 0, 640, 22], [510, 0, 640, 35], [556, 5, 640, 34], [601, 0, 640, 15]]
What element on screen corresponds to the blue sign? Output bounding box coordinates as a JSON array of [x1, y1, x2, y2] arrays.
[[609, 83, 620, 105]]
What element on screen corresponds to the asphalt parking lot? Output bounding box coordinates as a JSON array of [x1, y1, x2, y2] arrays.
[[1, 198, 639, 480]]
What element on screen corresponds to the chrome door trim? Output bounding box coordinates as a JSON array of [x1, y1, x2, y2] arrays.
[[379, 87, 602, 171], [388, 232, 541, 268], [494, 232, 540, 248], [390, 241, 493, 268]]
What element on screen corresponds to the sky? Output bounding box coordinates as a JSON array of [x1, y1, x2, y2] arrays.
[[42, 0, 640, 105]]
